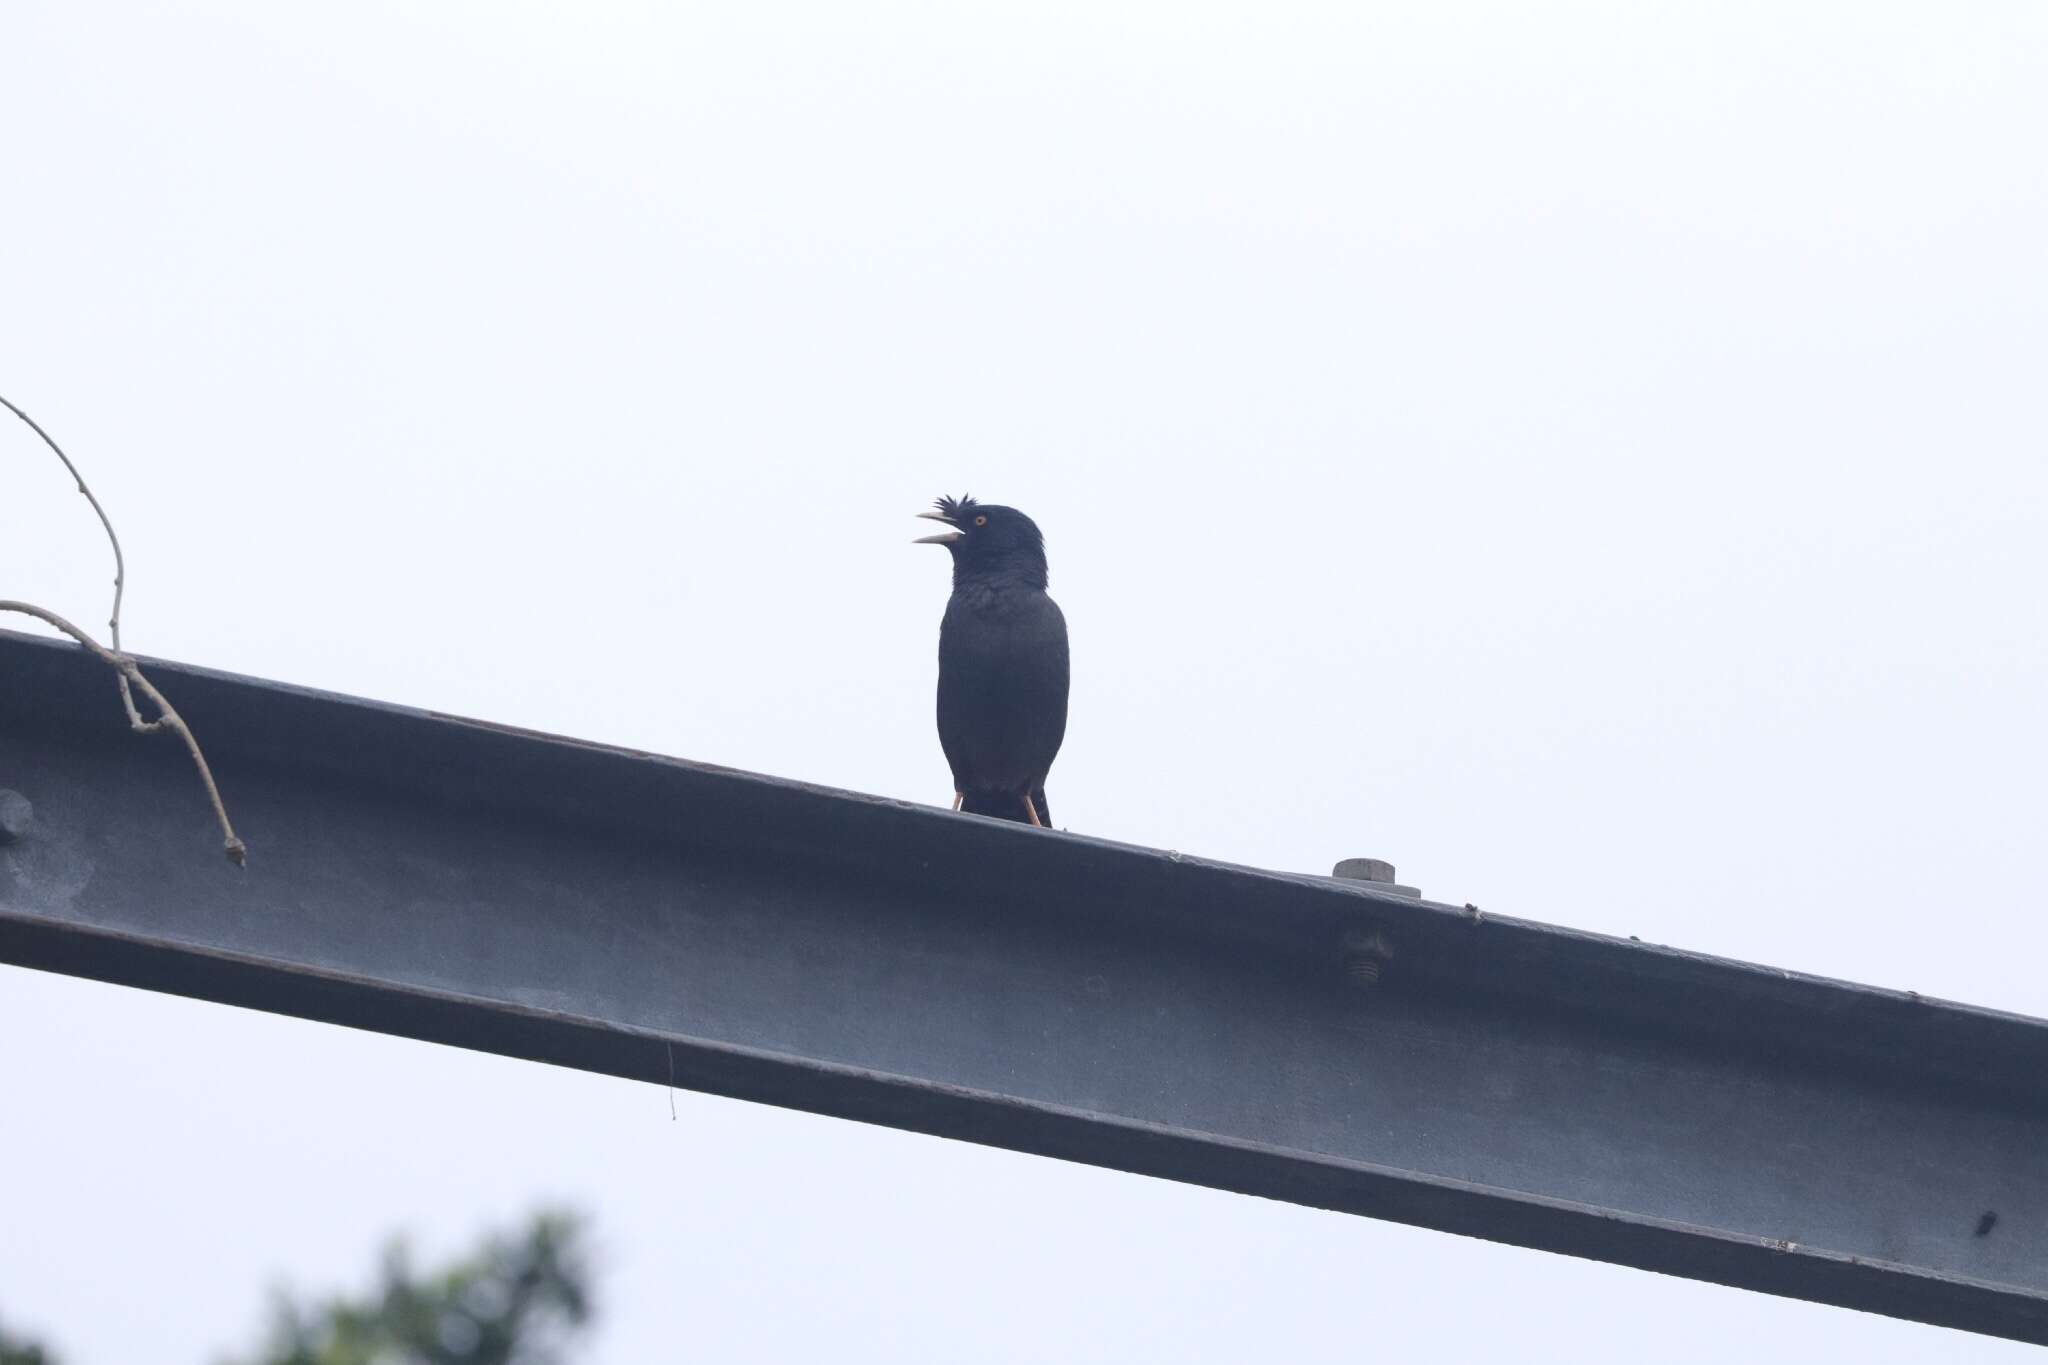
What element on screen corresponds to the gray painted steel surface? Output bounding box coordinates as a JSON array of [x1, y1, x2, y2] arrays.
[[2, 628, 2043, 1341]]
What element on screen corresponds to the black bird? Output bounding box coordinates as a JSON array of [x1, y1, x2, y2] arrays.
[[916, 495, 1069, 827]]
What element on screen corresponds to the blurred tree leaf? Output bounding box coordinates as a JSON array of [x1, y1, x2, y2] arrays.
[[224, 1211, 593, 1365], [0, 1318, 58, 1365]]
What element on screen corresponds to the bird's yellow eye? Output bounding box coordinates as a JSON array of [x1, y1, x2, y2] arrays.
[[974, 514, 988, 526]]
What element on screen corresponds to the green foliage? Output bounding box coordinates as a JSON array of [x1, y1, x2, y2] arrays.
[[225, 1211, 593, 1365], [0, 1318, 58, 1365]]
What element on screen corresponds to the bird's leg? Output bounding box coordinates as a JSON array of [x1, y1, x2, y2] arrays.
[[1022, 793, 1044, 827], [951, 792, 964, 812]]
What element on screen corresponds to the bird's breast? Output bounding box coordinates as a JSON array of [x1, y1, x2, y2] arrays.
[[941, 587, 1067, 662]]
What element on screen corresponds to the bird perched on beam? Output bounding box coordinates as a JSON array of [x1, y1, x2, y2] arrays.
[[916, 495, 1069, 827]]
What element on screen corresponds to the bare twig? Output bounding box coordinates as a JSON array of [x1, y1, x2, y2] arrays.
[[0, 393, 126, 644], [0, 599, 246, 864], [2, 395, 247, 865], [0, 392, 152, 725]]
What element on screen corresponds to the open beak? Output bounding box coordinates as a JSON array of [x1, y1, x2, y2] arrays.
[[913, 510, 962, 545]]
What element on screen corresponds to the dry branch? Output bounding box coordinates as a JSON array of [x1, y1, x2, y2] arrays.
[[2, 395, 247, 864]]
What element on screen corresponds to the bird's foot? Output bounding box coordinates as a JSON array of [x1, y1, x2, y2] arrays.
[[1022, 793, 1044, 827], [951, 792, 964, 812]]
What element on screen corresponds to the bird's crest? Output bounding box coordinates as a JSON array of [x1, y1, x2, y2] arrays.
[[935, 493, 979, 522]]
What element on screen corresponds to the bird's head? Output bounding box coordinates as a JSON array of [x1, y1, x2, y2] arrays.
[[915, 494, 1049, 589]]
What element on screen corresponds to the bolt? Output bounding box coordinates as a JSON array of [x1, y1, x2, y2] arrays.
[[1339, 925, 1393, 987], [1331, 856, 1422, 899], [0, 790, 32, 844]]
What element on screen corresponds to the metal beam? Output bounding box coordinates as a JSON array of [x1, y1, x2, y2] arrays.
[[2, 628, 2044, 1342]]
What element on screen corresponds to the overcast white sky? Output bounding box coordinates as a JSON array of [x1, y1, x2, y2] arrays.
[[4, 1, 2046, 1359]]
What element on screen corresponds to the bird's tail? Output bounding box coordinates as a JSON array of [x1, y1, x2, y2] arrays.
[[959, 788, 1052, 827]]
